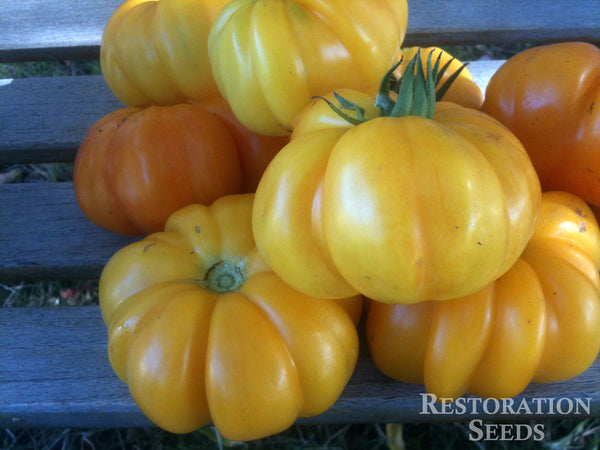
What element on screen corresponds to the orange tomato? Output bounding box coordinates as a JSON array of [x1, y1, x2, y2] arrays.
[[99, 194, 362, 440], [74, 98, 288, 235], [366, 191, 600, 399], [482, 42, 600, 207]]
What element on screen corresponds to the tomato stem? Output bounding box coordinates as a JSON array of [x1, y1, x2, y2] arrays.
[[205, 261, 245, 293], [319, 47, 467, 124]]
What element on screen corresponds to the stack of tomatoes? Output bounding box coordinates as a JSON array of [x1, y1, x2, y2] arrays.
[[75, 0, 600, 441]]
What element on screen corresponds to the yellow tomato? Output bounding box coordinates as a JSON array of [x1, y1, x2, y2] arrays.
[[208, 0, 408, 135], [366, 191, 600, 399], [254, 96, 541, 303], [99, 194, 362, 440], [101, 0, 230, 105]]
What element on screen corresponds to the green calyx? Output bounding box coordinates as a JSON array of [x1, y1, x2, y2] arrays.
[[204, 261, 245, 293], [319, 47, 467, 123]]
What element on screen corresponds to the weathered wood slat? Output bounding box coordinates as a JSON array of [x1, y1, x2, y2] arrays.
[[0, 182, 137, 282], [1, 306, 599, 429], [0, 0, 123, 62], [406, 0, 600, 47], [0, 60, 504, 165], [0, 76, 123, 164], [1, 0, 598, 62]]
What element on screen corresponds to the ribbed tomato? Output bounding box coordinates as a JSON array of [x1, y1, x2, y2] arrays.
[[208, 0, 408, 135], [253, 53, 541, 303], [366, 191, 600, 399], [100, 0, 230, 105], [99, 194, 362, 440], [74, 98, 288, 235], [482, 42, 600, 207]]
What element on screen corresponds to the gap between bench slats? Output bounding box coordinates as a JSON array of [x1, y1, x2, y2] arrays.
[[1, 306, 599, 429], [0, 61, 504, 165], [1, 0, 599, 62]]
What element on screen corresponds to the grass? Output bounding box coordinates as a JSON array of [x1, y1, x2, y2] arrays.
[[0, 280, 98, 307], [2, 418, 599, 449], [0, 59, 101, 79], [3, 48, 599, 449], [2, 424, 390, 450]]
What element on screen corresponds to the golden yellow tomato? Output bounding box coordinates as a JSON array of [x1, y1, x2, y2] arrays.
[[208, 0, 408, 135], [254, 95, 541, 303], [101, 0, 229, 105], [99, 194, 362, 440], [366, 191, 600, 399]]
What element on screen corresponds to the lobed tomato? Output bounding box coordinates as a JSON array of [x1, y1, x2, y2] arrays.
[[99, 194, 362, 440], [482, 42, 600, 207], [208, 0, 409, 135], [366, 191, 600, 399], [253, 54, 540, 303], [74, 98, 288, 235]]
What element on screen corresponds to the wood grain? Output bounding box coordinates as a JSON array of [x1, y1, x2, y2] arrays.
[[1, 0, 598, 62], [0, 76, 124, 164], [0, 183, 137, 281]]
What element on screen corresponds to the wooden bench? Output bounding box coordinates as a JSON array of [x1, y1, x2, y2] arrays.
[[2, 0, 600, 431]]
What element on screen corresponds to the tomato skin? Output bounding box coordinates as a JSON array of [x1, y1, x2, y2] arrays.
[[366, 191, 600, 399], [198, 98, 289, 193], [99, 194, 362, 440], [101, 0, 230, 105], [208, 0, 408, 136], [254, 97, 541, 303], [74, 99, 288, 235], [481, 42, 600, 207]]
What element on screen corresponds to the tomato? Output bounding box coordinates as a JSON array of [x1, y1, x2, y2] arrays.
[[366, 191, 600, 399], [74, 98, 288, 235], [481, 42, 600, 207], [99, 193, 362, 440], [101, 0, 230, 106], [253, 53, 541, 303], [207, 0, 409, 136]]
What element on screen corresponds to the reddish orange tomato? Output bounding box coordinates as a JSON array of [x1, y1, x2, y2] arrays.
[[74, 98, 288, 235], [482, 42, 600, 207], [366, 191, 600, 400]]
